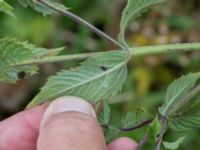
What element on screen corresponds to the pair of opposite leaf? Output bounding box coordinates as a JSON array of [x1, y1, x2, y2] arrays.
[[0, 0, 167, 107]]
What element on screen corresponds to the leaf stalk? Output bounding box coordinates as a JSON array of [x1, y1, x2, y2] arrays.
[[155, 116, 168, 150], [38, 0, 125, 49], [15, 43, 200, 66]]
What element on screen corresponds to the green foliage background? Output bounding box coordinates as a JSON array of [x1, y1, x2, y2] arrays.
[[0, 0, 200, 149]]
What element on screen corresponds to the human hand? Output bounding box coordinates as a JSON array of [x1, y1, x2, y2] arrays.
[[0, 96, 137, 150]]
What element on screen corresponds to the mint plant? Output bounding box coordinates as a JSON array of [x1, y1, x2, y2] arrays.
[[1, 0, 200, 149]]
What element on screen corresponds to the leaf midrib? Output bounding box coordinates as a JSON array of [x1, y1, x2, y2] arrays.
[[162, 85, 192, 115], [36, 59, 128, 101]]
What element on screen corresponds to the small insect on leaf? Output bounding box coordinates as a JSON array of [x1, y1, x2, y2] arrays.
[[100, 66, 108, 71], [17, 71, 26, 80], [0, 38, 64, 83]]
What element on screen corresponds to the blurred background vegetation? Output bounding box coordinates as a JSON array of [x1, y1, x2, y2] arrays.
[[0, 0, 200, 149]]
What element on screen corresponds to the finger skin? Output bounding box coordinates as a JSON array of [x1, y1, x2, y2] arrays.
[[107, 137, 138, 150], [37, 111, 106, 150], [0, 104, 48, 150], [0, 101, 138, 150]]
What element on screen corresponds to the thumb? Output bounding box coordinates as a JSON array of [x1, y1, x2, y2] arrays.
[[37, 96, 106, 150]]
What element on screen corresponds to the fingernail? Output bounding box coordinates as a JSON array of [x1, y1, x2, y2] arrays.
[[40, 96, 96, 128]]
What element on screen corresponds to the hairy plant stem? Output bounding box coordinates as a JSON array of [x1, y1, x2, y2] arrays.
[[38, 0, 125, 50], [15, 43, 200, 66], [155, 116, 168, 150], [16, 52, 98, 66], [130, 43, 200, 56], [137, 134, 149, 150]]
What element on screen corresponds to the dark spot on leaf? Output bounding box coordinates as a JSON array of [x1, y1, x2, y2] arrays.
[[100, 66, 108, 71], [18, 71, 26, 79]]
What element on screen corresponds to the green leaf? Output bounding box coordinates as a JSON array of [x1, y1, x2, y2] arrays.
[[121, 111, 136, 128], [18, 0, 68, 16], [159, 73, 200, 116], [118, 0, 165, 45], [136, 107, 152, 123], [0, 38, 63, 83], [105, 126, 120, 143], [0, 0, 16, 19], [163, 136, 185, 150], [148, 116, 161, 140], [105, 111, 137, 143], [98, 102, 111, 125], [27, 51, 129, 108], [169, 100, 200, 132]]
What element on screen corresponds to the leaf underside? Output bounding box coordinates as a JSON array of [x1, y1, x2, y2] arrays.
[[169, 114, 200, 132], [18, 0, 68, 16], [162, 136, 185, 150], [118, 0, 165, 46], [98, 102, 111, 125], [169, 100, 200, 132], [27, 51, 129, 108], [0, 38, 63, 83], [105, 126, 120, 143], [159, 73, 200, 116], [121, 111, 136, 128]]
